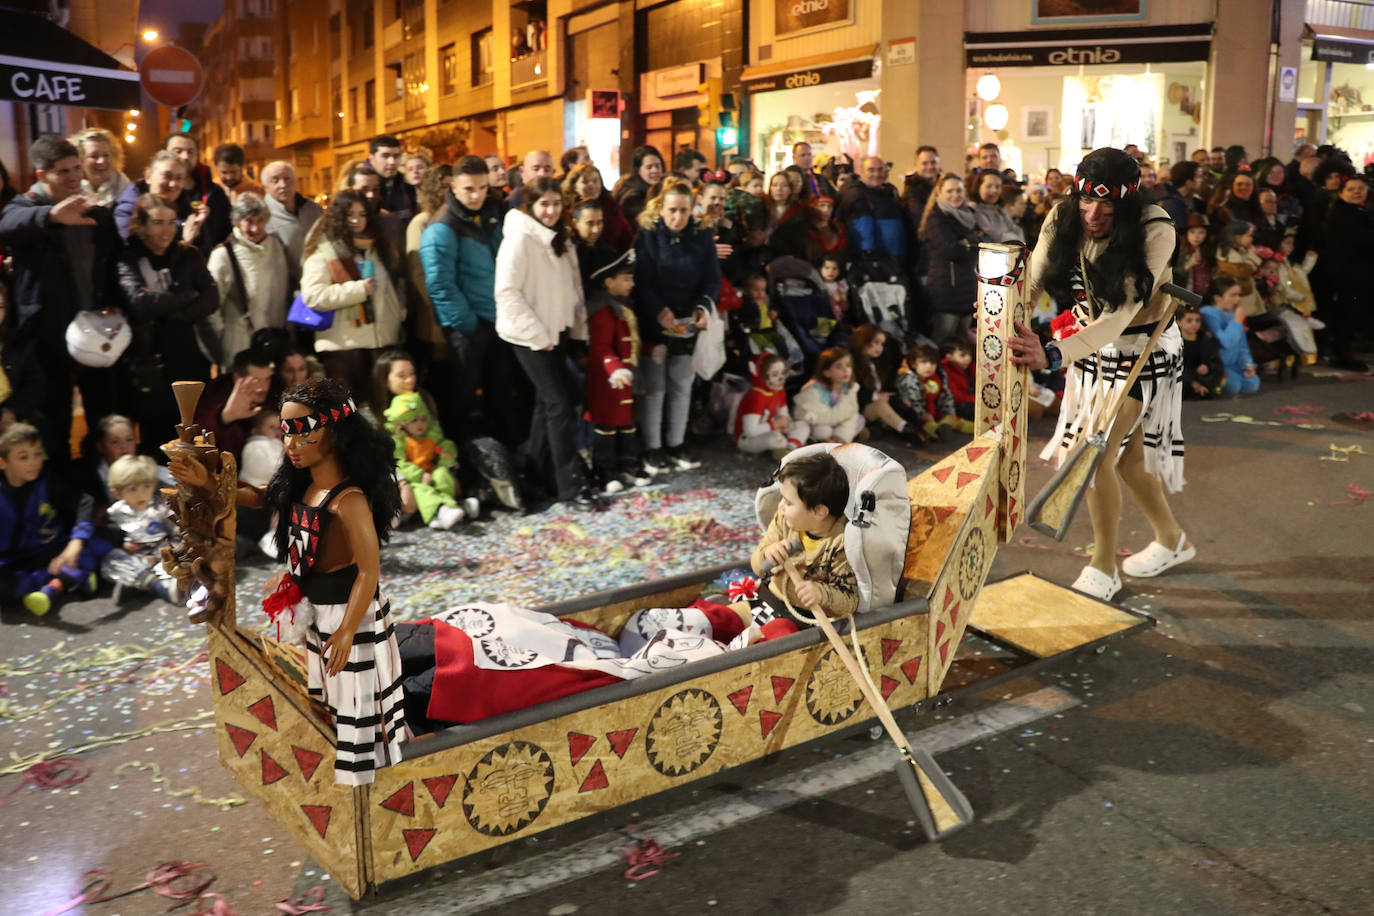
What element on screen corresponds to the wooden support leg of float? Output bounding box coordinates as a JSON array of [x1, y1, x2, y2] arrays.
[[973, 242, 1030, 543]]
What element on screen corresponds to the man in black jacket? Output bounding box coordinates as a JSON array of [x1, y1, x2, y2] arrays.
[[163, 131, 231, 248], [0, 136, 121, 463], [367, 134, 416, 220], [1156, 160, 1199, 229]]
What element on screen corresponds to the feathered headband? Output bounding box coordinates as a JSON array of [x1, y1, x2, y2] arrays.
[[281, 398, 357, 436]]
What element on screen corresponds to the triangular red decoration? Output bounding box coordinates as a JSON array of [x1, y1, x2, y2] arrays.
[[380, 782, 415, 817], [770, 675, 794, 704], [939, 640, 950, 665], [290, 507, 299, 525], [309, 533, 318, 553], [578, 759, 609, 793], [931, 466, 953, 484], [403, 828, 435, 861], [331, 408, 341, 422], [567, 732, 596, 766], [225, 723, 257, 758], [880, 638, 902, 664], [935, 619, 946, 642], [880, 676, 900, 700], [950, 603, 960, 626], [985, 495, 995, 518], [214, 658, 246, 695], [1009, 513, 1019, 529], [1013, 435, 1021, 453], [965, 446, 989, 462], [931, 506, 957, 524], [301, 804, 331, 838], [1008, 496, 1017, 513], [943, 585, 956, 610], [900, 656, 922, 684], [956, 471, 979, 489], [261, 751, 288, 785], [727, 685, 753, 716], [605, 729, 638, 759], [423, 775, 458, 809], [246, 695, 278, 730], [758, 709, 784, 740], [310, 513, 320, 531], [292, 746, 323, 782]]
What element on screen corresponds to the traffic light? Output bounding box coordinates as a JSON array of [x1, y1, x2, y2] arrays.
[[698, 78, 739, 151]]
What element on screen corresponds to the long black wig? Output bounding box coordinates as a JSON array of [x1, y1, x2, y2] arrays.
[[1040, 189, 1153, 314], [264, 377, 401, 559]]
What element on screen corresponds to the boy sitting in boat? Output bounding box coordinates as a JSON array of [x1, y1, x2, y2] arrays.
[[750, 452, 859, 628]]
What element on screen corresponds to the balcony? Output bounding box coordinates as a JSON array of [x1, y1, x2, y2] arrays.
[[241, 100, 276, 121], [385, 97, 405, 125], [510, 49, 546, 87], [276, 113, 331, 147]]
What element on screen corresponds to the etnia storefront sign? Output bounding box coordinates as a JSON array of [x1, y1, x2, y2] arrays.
[[775, 0, 851, 37], [964, 24, 1214, 69]]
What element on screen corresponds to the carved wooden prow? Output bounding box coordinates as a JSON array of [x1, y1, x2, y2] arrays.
[[161, 380, 239, 628]]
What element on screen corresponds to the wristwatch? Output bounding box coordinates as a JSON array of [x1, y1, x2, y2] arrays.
[[1043, 342, 1063, 372]]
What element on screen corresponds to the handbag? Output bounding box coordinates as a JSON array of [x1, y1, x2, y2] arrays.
[[286, 293, 333, 331]]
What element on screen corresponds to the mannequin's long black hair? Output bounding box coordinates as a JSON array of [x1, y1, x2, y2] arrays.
[[264, 377, 400, 559], [1041, 192, 1152, 313]]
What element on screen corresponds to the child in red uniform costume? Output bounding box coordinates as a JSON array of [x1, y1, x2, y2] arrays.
[[940, 337, 976, 423], [896, 343, 974, 436], [734, 353, 799, 457], [585, 249, 651, 493]]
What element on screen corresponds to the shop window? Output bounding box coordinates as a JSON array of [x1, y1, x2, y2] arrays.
[[472, 28, 493, 87], [440, 43, 458, 96]]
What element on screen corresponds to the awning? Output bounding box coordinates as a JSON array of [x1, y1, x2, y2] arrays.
[[965, 23, 1214, 69], [740, 44, 878, 94], [0, 9, 140, 110], [1305, 23, 1374, 64]]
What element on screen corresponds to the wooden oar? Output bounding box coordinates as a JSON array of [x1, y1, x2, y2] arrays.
[[781, 564, 972, 840], [1026, 282, 1202, 540]]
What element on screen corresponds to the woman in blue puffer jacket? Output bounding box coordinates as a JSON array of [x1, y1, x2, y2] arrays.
[[633, 181, 721, 473]]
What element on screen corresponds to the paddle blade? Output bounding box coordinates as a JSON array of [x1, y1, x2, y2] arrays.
[[895, 745, 974, 841], [1026, 436, 1105, 541]]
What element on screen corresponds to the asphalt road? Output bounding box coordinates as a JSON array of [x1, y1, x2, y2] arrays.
[[3, 368, 1371, 916]]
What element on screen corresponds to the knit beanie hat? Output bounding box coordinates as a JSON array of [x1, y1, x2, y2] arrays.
[[1072, 147, 1142, 201]]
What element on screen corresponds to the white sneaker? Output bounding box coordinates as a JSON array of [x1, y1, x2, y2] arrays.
[[1122, 532, 1195, 578], [429, 505, 465, 530], [463, 497, 481, 518], [603, 479, 625, 494], [1072, 565, 1122, 601]]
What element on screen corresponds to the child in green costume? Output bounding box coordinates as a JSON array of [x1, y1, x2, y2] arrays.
[[383, 392, 478, 529]]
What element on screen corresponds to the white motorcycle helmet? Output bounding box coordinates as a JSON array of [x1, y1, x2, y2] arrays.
[[65, 309, 132, 369]]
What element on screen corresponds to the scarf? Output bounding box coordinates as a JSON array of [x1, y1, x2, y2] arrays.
[[325, 239, 373, 326], [937, 199, 976, 231]]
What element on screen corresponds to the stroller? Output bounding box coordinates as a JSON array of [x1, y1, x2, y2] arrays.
[[769, 256, 839, 377], [849, 255, 915, 346]]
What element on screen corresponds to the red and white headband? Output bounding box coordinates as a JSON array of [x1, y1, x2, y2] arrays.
[[281, 398, 357, 436]]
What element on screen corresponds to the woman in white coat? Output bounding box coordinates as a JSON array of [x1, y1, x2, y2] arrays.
[[494, 176, 596, 508], [301, 189, 404, 403], [206, 193, 290, 366]]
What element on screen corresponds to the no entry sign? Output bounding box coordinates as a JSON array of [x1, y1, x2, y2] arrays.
[[140, 45, 204, 107]]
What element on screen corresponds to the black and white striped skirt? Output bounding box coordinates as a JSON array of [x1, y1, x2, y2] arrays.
[[305, 592, 409, 786], [1040, 325, 1186, 493]]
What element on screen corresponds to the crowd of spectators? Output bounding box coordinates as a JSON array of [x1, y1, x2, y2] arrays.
[[0, 127, 1370, 613]]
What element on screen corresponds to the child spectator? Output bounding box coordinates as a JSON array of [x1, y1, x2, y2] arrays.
[[1178, 304, 1223, 399], [569, 197, 615, 290], [725, 171, 768, 242], [239, 410, 283, 488], [101, 454, 181, 604], [897, 343, 971, 437], [1173, 214, 1214, 298], [940, 337, 976, 423], [371, 347, 450, 521], [793, 347, 863, 444], [849, 325, 925, 443], [0, 423, 105, 615], [1201, 277, 1260, 397], [818, 255, 849, 322], [383, 392, 476, 529], [750, 451, 858, 627], [735, 353, 800, 457], [71, 413, 172, 508], [585, 250, 651, 492], [1215, 219, 1264, 318]]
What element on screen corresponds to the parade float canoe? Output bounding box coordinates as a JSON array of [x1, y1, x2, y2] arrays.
[[162, 244, 1153, 900]]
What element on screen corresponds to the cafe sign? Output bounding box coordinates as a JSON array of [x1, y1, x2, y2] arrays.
[[775, 0, 852, 38]]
